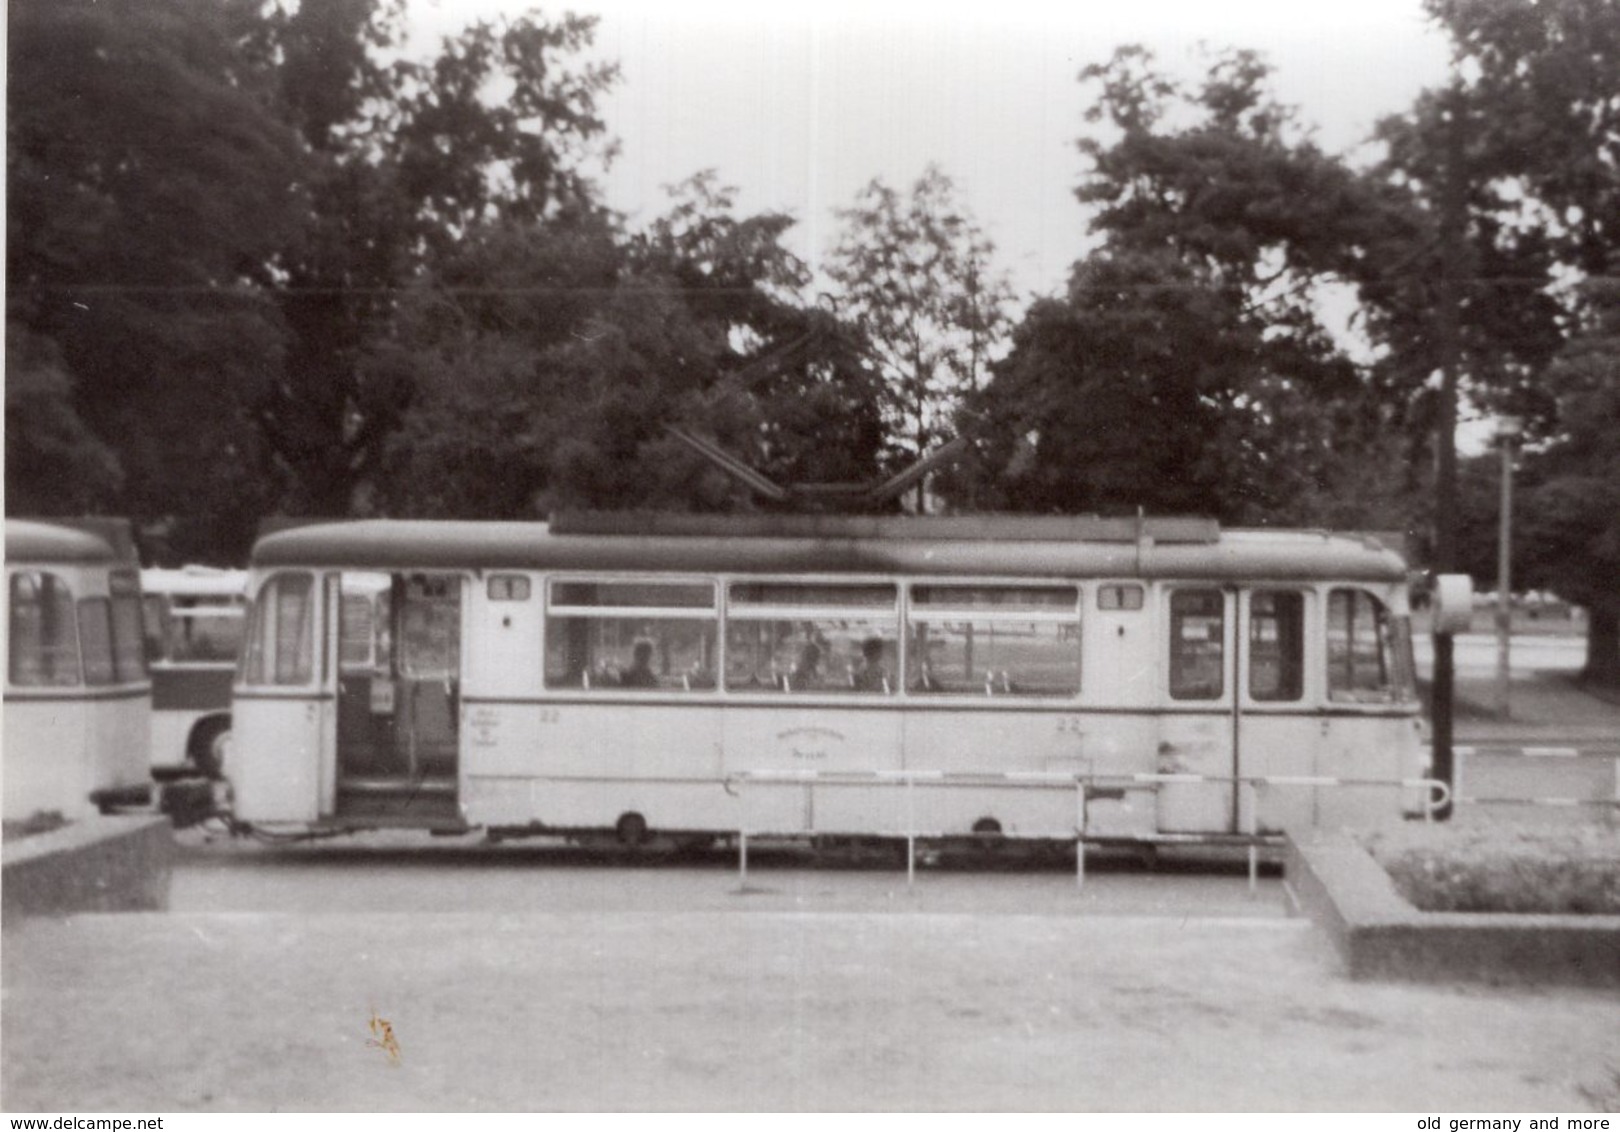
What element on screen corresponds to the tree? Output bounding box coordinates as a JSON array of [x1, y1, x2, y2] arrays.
[[1517, 280, 1620, 685], [251, 4, 621, 517], [971, 47, 1420, 523], [828, 165, 1013, 510], [6, 0, 302, 557], [379, 175, 886, 516], [1373, 0, 1620, 683]]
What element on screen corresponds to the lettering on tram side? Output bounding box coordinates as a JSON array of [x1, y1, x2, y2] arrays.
[[366, 1009, 401, 1065], [777, 726, 844, 761], [469, 705, 500, 748]]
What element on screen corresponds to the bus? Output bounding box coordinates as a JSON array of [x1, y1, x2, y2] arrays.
[[140, 566, 246, 779], [4, 518, 152, 822], [228, 514, 1430, 845]]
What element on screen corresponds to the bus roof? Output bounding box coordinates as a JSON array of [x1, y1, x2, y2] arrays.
[[250, 518, 1408, 583], [5, 519, 128, 566]]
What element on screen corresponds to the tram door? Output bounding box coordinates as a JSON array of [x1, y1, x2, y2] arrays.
[[334, 571, 462, 822], [1156, 587, 1238, 834]]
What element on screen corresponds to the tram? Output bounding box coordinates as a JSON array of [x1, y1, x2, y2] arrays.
[[141, 566, 246, 778], [4, 519, 152, 821], [229, 514, 1428, 844]]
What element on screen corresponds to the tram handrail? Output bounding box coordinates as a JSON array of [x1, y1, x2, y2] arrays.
[[724, 769, 1452, 892]]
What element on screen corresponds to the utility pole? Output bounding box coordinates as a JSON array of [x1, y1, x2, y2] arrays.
[[1432, 85, 1467, 820], [1495, 416, 1521, 719]]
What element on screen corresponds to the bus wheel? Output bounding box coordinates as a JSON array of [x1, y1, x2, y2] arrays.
[[615, 812, 650, 846], [189, 719, 231, 780]]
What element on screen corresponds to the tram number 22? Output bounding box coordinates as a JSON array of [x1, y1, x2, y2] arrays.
[[538, 708, 561, 725], [1055, 716, 1085, 736]]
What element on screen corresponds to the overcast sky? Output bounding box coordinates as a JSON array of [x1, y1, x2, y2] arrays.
[[411, 0, 1455, 304]]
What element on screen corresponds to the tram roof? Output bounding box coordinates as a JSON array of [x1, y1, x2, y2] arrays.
[[5, 519, 128, 566], [251, 517, 1408, 582]]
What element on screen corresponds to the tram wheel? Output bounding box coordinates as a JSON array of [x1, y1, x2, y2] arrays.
[[971, 817, 1006, 851], [615, 811, 650, 846]]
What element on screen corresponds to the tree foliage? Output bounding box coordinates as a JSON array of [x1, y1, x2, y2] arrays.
[[970, 47, 1421, 524], [6, 0, 301, 555], [827, 165, 1013, 504]]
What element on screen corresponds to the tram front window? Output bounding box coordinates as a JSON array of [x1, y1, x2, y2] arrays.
[[1328, 589, 1413, 703]]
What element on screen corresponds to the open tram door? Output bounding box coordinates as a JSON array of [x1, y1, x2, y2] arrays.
[[333, 570, 464, 826]]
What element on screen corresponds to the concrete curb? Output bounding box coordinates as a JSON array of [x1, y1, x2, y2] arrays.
[[2, 815, 175, 920], [1284, 830, 1620, 986]]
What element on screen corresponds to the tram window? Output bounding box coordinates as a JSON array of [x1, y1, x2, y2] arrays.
[[488, 574, 531, 602], [546, 617, 717, 691], [722, 582, 897, 693], [725, 619, 897, 694], [911, 585, 1077, 611], [8, 571, 81, 686], [242, 573, 316, 685], [553, 580, 713, 609], [1097, 584, 1144, 611], [546, 579, 718, 691], [907, 620, 1080, 696], [78, 597, 117, 685], [1248, 591, 1304, 702], [730, 582, 895, 609], [1328, 589, 1410, 703], [1169, 589, 1225, 700]]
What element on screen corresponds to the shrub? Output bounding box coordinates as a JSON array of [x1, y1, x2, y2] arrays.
[[1362, 823, 1620, 915]]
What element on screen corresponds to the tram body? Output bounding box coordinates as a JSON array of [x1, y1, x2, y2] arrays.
[[4, 519, 152, 821], [141, 566, 246, 777], [230, 515, 1427, 842]]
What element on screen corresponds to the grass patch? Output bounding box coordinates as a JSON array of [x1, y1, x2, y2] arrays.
[[1361, 823, 1620, 915]]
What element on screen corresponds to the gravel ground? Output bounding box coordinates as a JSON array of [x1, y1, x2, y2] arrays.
[[4, 907, 1617, 1112]]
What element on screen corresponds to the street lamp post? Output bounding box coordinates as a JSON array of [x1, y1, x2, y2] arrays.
[[1495, 416, 1522, 719]]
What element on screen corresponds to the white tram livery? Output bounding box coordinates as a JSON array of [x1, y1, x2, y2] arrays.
[[4, 519, 152, 821], [230, 514, 1429, 844]]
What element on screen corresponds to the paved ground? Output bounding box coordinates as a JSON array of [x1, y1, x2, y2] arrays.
[[4, 904, 1618, 1111]]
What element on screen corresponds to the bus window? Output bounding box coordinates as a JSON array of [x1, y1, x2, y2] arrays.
[[545, 580, 717, 691], [9, 572, 80, 686], [1328, 589, 1412, 703], [1169, 589, 1224, 700], [725, 582, 897, 693], [242, 573, 316, 686], [1249, 590, 1304, 702], [109, 573, 146, 682], [167, 609, 245, 663], [907, 585, 1079, 696], [142, 594, 171, 662], [78, 598, 117, 686]]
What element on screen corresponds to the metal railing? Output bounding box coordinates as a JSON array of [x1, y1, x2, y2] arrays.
[[725, 769, 1451, 892]]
